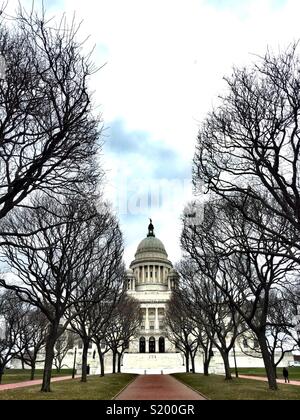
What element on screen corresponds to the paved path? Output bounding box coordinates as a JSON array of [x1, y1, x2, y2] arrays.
[[0, 376, 79, 392], [115, 375, 206, 400], [239, 375, 300, 386]]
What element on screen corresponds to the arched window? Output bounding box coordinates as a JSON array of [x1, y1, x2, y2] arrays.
[[139, 337, 146, 353], [149, 337, 156, 353], [159, 337, 165, 353]]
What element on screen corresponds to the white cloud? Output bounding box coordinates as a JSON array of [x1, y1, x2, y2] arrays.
[[6, 0, 300, 264], [58, 0, 300, 154]]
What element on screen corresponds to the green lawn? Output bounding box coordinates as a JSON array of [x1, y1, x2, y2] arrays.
[[0, 374, 136, 400], [173, 373, 300, 400], [231, 367, 300, 381], [1, 369, 73, 385]]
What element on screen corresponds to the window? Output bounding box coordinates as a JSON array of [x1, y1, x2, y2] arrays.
[[140, 337, 146, 353], [149, 337, 156, 353], [159, 337, 165, 353]]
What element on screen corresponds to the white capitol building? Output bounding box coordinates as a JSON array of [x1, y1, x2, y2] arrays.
[[126, 220, 179, 356]]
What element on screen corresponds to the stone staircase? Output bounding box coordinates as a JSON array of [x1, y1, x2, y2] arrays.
[[122, 353, 186, 375]]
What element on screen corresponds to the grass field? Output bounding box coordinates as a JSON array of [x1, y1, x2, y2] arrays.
[[0, 374, 136, 400], [173, 373, 300, 400], [231, 367, 300, 381], [1, 369, 73, 385]]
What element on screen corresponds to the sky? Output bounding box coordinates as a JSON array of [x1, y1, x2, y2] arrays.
[[6, 0, 300, 265]]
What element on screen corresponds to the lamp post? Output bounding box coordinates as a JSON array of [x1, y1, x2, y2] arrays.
[[72, 347, 77, 379]]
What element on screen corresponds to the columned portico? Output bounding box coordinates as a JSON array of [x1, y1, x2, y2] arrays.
[[155, 308, 159, 331], [145, 308, 149, 331]]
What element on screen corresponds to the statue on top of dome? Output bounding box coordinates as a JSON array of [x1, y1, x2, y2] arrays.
[[148, 219, 155, 237]]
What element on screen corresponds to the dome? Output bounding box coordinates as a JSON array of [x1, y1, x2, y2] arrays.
[[135, 236, 168, 259], [130, 220, 172, 267]]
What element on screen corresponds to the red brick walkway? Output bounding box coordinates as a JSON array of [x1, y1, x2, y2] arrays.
[[0, 376, 79, 392], [115, 375, 206, 400], [239, 375, 300, 386]]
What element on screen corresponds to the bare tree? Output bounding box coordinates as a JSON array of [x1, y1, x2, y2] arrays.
[[182, 197, 298, 390], [0, 194, 116, 392], [0, 291, 24, 384], [268, 294, 298, 375], [53, 329, 75, 373], [91, 291, 121, 377], [15, 307, 48, 380], [193, 43, 300, 262], [69, 217, 125, 382], [105, 296, 141, 374], [285, 285, 300, 349], [175, 262, 215, 376], [177, 261, 242, 380], [0, 5, 102, 233], [166, 293, 200, 374], [197, 324, 214, 377]]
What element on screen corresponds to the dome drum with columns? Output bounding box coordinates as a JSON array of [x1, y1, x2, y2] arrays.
[[126, 220, 179, 355]]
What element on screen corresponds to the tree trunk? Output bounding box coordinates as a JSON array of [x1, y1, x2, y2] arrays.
[[99, 352, 105, 377], [220, 351, 232, 380], [0, 367, 4, 385], [117, 352, 122, 374], [21, 358, 25, 370], [203, 346, 212, 376], [112, 351, 117, 374], [185, 353, 190, 373], [203, 359, 210, 376], [81, 341, 89, 383], [271, 362, 278, 379], [30, 362, 36, 381], [96, 343, 105, 377], [258, 333, 278, 391], [41, 324, 58, 392], [191, 354, 196, 374]]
